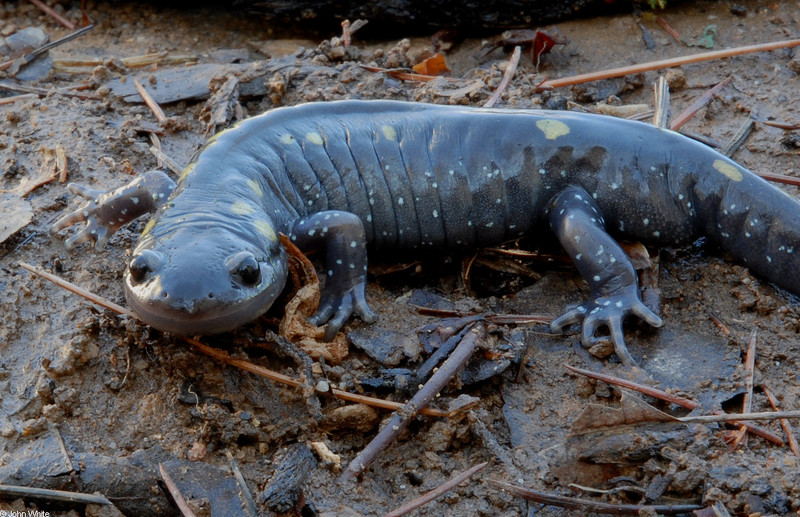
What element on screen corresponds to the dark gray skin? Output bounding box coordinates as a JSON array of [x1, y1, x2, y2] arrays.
[[52, 100, 800, 364]]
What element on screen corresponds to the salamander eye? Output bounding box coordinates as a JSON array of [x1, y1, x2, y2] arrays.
[[128, 250, 162, 284], [227, 252, 261, 287]]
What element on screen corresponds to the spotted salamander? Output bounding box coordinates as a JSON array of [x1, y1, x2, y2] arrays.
[[52, 100, 800, 364]]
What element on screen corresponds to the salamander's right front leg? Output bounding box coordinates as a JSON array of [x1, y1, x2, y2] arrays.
[[50, 170, 175, 250], [289, 211, 377, 341]]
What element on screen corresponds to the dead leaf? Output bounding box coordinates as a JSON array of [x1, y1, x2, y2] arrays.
[[278, 234, 348, 364], [571, 392, 677, 436], [0, 148, 58, 197], [412, 53, 449, 76], [0, 193, 33, 244]]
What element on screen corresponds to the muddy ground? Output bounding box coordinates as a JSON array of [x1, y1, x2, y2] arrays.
[[1, 1, 800, 516]]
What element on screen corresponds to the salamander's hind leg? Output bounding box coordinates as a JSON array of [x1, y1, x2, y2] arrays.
[[547, 186, 662, 365], [289, 211, 377, 340]]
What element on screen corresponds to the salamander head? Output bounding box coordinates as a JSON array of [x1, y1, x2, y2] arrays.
[[124, 228, 287, 335]]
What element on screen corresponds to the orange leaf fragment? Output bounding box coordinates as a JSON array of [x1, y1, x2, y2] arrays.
[[412, 53, 450, 76]]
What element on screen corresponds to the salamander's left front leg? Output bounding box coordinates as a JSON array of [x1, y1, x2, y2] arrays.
[[548, 186, 662, 364], [289, 211, 377, 340]]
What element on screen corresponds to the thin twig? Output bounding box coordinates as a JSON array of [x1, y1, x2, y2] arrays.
[[707, 311, 732, 337], [186, 337, 452, 417], [754, 171, 800, 187], [655, 17, 681, 44], [670, 77, 733, 131], [762, 385, 800, 457], [653, 76, 670, 129], [159, 463, 198, 517], [19, 262, 457, 419], [149, 146, 184, 175], [490, 480, 702, 515], [28, 0, 76, 29], [731, 330, 757, 449], [484, 45, 521, 108], [360, 65, 462, 83], [0, 93, 38, 105], [227, 451, 258, 517], [134, 79, 167, 123], [0, 24, 93, 71], [538, 39, 800, 90], [564, 364, 784, 444], [56, 145, 68, 183], [677, 410, 800, 423], [340, 19, 367, 49], [721, 118, 755, 157], [0, 80, 101, 100], [339, 324, 483, 483], [565, 364, 696, 409], [0, 484, 111, 505], [384, 462, 488, 517], [19, 262, 134, 317], [759, 120, 800, 130]]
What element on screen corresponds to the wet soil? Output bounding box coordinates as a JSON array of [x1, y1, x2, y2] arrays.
[[1, 1, 800, 515]]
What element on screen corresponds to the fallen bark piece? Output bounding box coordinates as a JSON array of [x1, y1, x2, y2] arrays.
[[0, 194, 33, 244]]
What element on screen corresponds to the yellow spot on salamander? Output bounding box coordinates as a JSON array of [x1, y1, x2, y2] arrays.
[[713, 159, 743, 182], [536, 119, 570, 140], [280, 133, 295, 145], [231, 201, 255, 215], [178, 161, 196, 183], [207, 121, 242, 145], [254, 220, 277, 242], [140, 218, 156, 238], [381, 124, 397, 141], [306, 132, 324, 145], [246, 179, 263, 197]]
